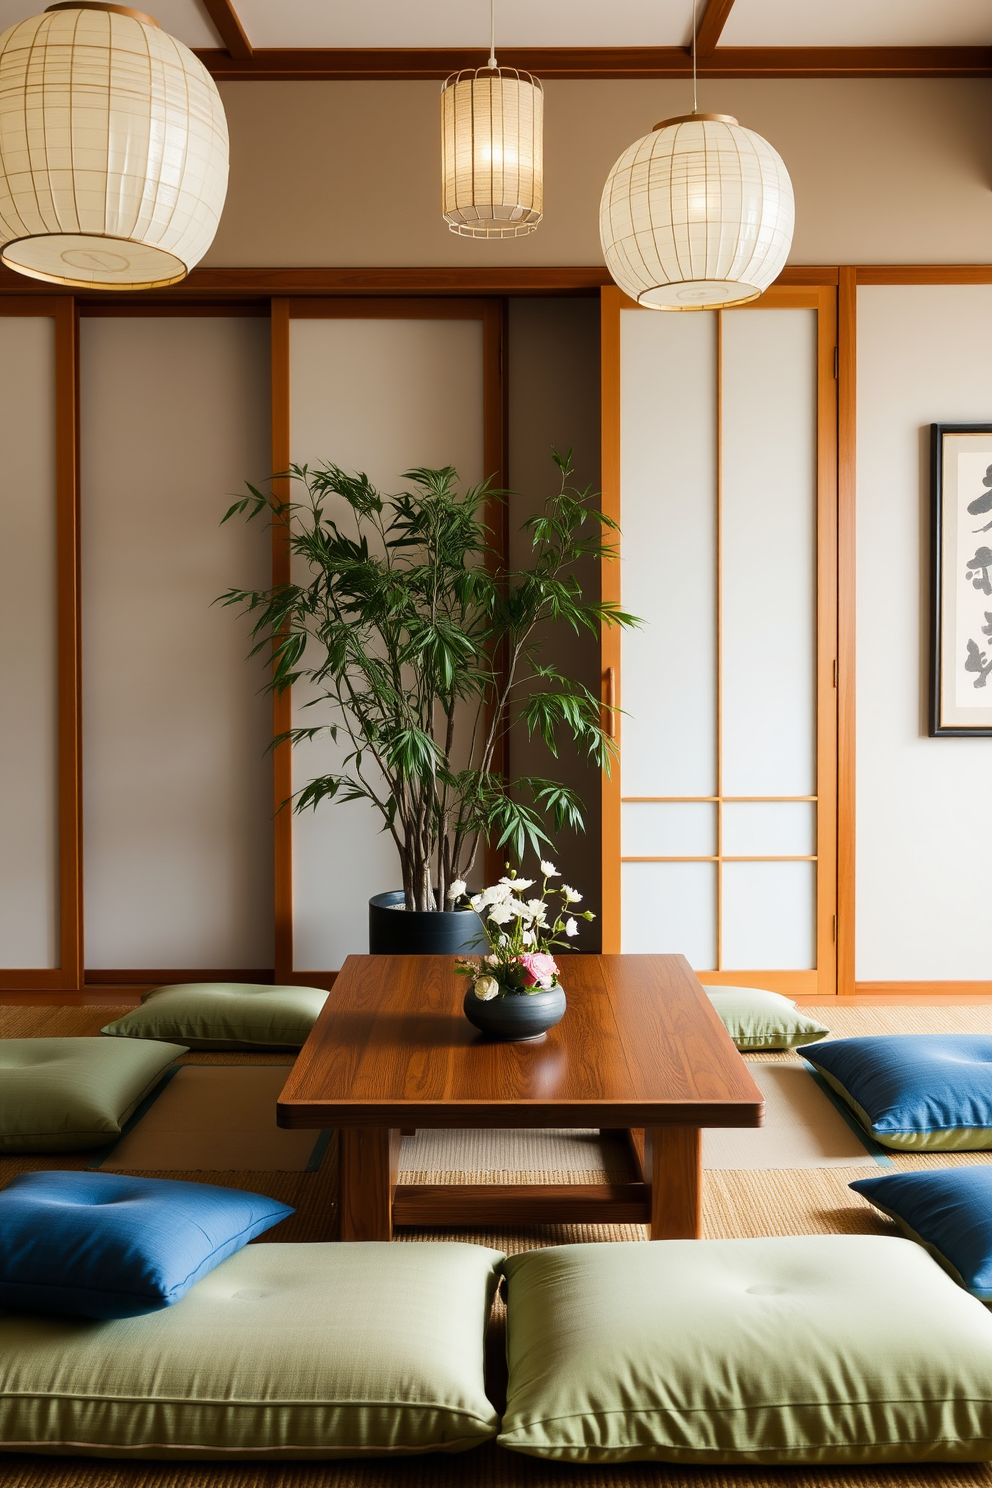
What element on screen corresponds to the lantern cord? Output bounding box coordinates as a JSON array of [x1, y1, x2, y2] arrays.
[[691, 0, 698, 113], [488, 0, 497, 69]]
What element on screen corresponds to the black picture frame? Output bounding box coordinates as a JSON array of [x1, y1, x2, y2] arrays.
[[931, 422, 992, 737]]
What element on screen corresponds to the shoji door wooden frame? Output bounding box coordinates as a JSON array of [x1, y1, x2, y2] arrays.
[[601, 281, 840, 997], [0, 298, 82, 993], [270, 297, 507, 985]]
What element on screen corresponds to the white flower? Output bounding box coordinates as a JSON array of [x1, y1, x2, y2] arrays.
[[446, 879, 467, 901], [540, 860, 560, 877], [506, 899, 535, 920], [499, 875, 534, 891], [522, 929, 536, 946], [487, 902, 515, 925], [483, 953, 500, 966], [526, 898, 548, 924], [562, 885, 582, 904], [473, 882, 513, 910], [565, 917, 579, 937], [475, 975, 500, 1001]]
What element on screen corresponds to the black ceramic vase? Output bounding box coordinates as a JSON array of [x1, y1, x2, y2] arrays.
[[462, 985, 567, 1041], [368, 890, 489, 956]]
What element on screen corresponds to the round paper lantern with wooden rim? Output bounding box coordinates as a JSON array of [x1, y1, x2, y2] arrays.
[[0, 2, 229, 290], [600, 113, 794, 310]]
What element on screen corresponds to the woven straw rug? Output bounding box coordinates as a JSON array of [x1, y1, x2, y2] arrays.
[[4, 1001, 992, 1488]]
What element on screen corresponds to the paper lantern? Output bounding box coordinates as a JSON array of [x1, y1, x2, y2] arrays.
[[0, 3, 229, 290], [441, 67, 543, 238], [600, 113, 794, 310]]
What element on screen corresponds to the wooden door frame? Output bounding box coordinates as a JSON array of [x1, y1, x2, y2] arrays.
[[600, 280, 840, 996]]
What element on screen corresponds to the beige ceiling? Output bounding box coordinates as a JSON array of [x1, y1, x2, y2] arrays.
[[0, 0, 989, 51]]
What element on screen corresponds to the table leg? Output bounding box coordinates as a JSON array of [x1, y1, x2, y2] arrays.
[[647, 1125, 702, 1239], [338, 1127, 400, 1241]]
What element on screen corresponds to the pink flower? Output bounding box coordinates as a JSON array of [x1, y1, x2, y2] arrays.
[[517, 952, 559, 990]]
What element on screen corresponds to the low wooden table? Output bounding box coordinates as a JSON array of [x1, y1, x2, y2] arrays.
[[277, 953, 764, 1240]]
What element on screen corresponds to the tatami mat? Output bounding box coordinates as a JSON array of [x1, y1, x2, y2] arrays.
[[4, 1000, 992, 1488], [95, 1065, 326, 1173]]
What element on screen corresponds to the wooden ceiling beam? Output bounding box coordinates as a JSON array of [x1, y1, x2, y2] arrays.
[[195, 45, 992, 82], [695, 0, 738, 59], [199, 0, 252, 61]]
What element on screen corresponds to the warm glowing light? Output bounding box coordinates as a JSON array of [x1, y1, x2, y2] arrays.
[[0, 4, 229, 289], [600, 113, 794, 310]]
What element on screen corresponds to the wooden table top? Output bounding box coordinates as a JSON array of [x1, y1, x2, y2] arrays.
[[277, 953, 765, 1130]]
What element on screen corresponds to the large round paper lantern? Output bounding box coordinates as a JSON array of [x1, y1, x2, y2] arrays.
[[441, 67, 543, 238], [600, 113, 794, 310], [0, 3, 229, 290]]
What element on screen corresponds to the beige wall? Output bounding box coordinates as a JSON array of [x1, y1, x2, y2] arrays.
[[207, 78, 992, 269]]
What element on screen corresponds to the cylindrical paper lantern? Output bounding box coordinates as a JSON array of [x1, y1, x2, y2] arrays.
[[0, 3, 229, 290], [441, 67, 543, 238], [600, 113, 794, 310]]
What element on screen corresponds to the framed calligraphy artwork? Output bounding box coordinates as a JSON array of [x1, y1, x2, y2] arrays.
[[931, 423, 992, 736]]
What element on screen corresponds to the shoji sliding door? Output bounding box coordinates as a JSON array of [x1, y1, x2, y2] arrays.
[[601, 285, 838, 996], [80, 313, 273, 977], [0, 310, 59, 983], [274, 300, 501, 979]]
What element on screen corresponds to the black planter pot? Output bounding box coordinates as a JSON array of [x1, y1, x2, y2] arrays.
[[463, 985, 567, 1041], [368, 890, 489, 956]]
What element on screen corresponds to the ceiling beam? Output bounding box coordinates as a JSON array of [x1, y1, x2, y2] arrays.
[[199, 0, 252, 61], [195, 46, 992, 82], [695, 0, 738, 59]]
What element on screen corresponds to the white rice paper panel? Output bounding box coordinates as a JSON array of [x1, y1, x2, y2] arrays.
[[621, 801, 716, 858], [81, 317, 273, 968], [621, 861, 716, 968], [722, 861, 816, 970], [288, 317, 484, 972], [619, 310, 717, 797], [722, 801, 816, 857], [720, 309, 816, 796], [0, 317, 58, 967]]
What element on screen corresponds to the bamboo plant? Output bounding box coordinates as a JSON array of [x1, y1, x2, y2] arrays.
[[219, 450, 638, 912]]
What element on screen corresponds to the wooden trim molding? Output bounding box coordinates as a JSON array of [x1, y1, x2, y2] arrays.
[[854, 982, 992, 998], [836, 268, 857, 998], [194, 46, 992, 82], [83, 969, 275, 985], [599, 286, 622, 954], [55, 297, 84, 993], [854, 266, 992, 285], [270, 298, 293, 984], [0, 265, 843, 303]]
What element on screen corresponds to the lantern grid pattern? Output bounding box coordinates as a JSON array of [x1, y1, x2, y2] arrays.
[[441, 67, 543, 238], [600, 115, 795, 310], [0, 5, 229, 289]]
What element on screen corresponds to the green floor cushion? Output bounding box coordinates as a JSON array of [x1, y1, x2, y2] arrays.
[[0, 1038, 186, 1153], [499, 1235, 992, 1465], [101, 982, 329, 1051], [0, 1241, 503, 1459], [705, 986, 829, 1050]]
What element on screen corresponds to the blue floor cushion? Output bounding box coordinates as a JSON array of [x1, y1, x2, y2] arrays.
[[851, 1168, 992, 1300], [0, 1241, 504, 1458], [802, 1035, 992, 1151], [0, 1038, 186, 1152], [0, 1171, 294, 1318]]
